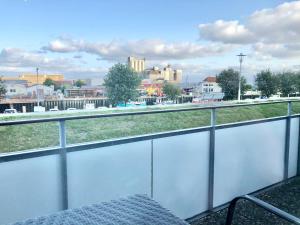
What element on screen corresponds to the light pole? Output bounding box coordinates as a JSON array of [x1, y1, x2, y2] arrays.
[[36, 67, 40, 107], [237, 53, 246, 101]]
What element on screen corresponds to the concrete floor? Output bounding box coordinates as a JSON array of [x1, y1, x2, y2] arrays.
[[190, 177, 300, 225]]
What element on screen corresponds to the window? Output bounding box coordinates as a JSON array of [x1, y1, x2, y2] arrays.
[[10, 89, 16, 93]]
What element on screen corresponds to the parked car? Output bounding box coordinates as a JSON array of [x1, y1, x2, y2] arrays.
[[4, 109, 17, 114], [66, 108, 77, 111]]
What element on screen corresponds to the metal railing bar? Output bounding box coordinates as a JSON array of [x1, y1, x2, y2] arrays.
[[1, 100, 300, 126], [66, 126, 212, 153], [1, 115, 299, 161], [284, 102, 292, 179], [225, 195, 300, 225], [208, 108, 216, 210], [59, 120, 69, 210], [0, 147, 60, 163], [298, 116, 300, 176], [215, 116, 289, 130], [150, 140, 154, 198], [291, 114, 300, 118]]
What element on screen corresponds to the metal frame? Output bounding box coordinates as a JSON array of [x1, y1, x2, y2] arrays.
[[284, 102, 292, 179], [0, 100, 299, 217], [208, 108, 216, 210], [225, 195, 300, 225], [59, 120, 68, 210]]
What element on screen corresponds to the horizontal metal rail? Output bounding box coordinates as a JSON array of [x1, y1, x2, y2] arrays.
[[0, 99, 298, 126], [1, 113, 298, 162], [225, 195, 300, 225]]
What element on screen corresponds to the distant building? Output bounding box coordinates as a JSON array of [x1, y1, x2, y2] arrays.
[[27, 84, 55, 98], [128, 56, 145, 73], [139, 79, 163, 96], [64, 87, 103, 98], [200, 77, 222, 93], [19, 74, 64, 85], [192, 76, 224, 100], [4, 80, 28, 98], [54, 80, 74, 88], [83, 78, 104, 87], [147, 65, 182, 84]]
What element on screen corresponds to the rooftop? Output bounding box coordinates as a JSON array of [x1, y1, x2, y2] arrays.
[[203, 77, 217, 83]]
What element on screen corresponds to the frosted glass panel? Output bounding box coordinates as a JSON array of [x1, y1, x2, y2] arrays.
[[153, 132, 210, 219], [0, 155, 62, 225], [68, 141, 151, 208], [214, 120, 286, 207], [289, 118, 299, 178]]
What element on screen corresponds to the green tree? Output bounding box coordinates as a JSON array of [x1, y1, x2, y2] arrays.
[[74, 79, 85, 88], [277, 72, 296, 97], [43, 78, 55, 87], [244, 84, 253, 91], [255, 70, 278, 97], [293, 71, 300, 95], [104, 63, 141, 106], [216, 69, 246, 100], [0, 77, 6, 98], [162, 82, 181, 102]]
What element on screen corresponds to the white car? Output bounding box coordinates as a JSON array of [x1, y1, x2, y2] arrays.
[[67, 108, 77, 111], [4, 109, 17, 114]]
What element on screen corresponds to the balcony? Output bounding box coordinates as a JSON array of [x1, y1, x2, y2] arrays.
[[0, 101, 299, 224]]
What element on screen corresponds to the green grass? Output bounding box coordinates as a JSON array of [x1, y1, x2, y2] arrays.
[[0, 101, 299, 153]]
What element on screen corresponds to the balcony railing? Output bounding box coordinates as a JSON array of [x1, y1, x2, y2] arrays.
[[0, 100, 299, 224]]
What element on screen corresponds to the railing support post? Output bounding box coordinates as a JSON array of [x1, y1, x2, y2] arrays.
[[150, 140, 154, 198], [297, 110, 300, 176], [59, 120, 69, 210], [284, 101, 292, 180], [208, 108, 216, 210]]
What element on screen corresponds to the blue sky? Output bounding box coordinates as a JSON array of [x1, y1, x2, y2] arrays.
[[0, 0, 299, 83]]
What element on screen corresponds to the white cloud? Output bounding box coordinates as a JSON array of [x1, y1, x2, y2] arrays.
[[0, 48, 107, 78], [252, 43, 300, 59], [0, 48, 71, 69], [199, 20, 256, 44], [43, 37, 233, 61], [198, 1, 300, 59], [248, 1, 300, 43]]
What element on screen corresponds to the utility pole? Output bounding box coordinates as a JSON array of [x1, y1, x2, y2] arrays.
[[237, 53, 246, 101], [36, 67, 40, 107]]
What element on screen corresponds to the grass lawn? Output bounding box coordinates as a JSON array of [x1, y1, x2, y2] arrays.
[[0, 101, 300, 153]]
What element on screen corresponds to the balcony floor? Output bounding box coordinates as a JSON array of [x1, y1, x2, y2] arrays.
[[190, 176, 300, 225]]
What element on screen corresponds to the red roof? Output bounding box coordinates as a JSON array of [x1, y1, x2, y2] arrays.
[[203, 76, 216, 82]]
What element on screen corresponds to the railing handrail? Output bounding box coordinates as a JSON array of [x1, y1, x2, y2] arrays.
[[225, 195, 300, 225], [0, 99, 298, 126]]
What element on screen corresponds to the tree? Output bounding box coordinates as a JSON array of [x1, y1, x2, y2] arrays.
[[104, 63, 141, 106], [162, 82, 181, 102], [0, 77, 6, 98], [293, 71, 300, 95], [244, 84, 253, 91], [43, 78, 55, 87], [255, 70, 278, 97], [74, 79, 85, 88], [216, 69, 246, 100], [277, 72, 296, 97]]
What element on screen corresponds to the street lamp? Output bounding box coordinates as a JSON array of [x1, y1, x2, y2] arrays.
[[36, 67, 40, 107], [237, 53, 246, 101]]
